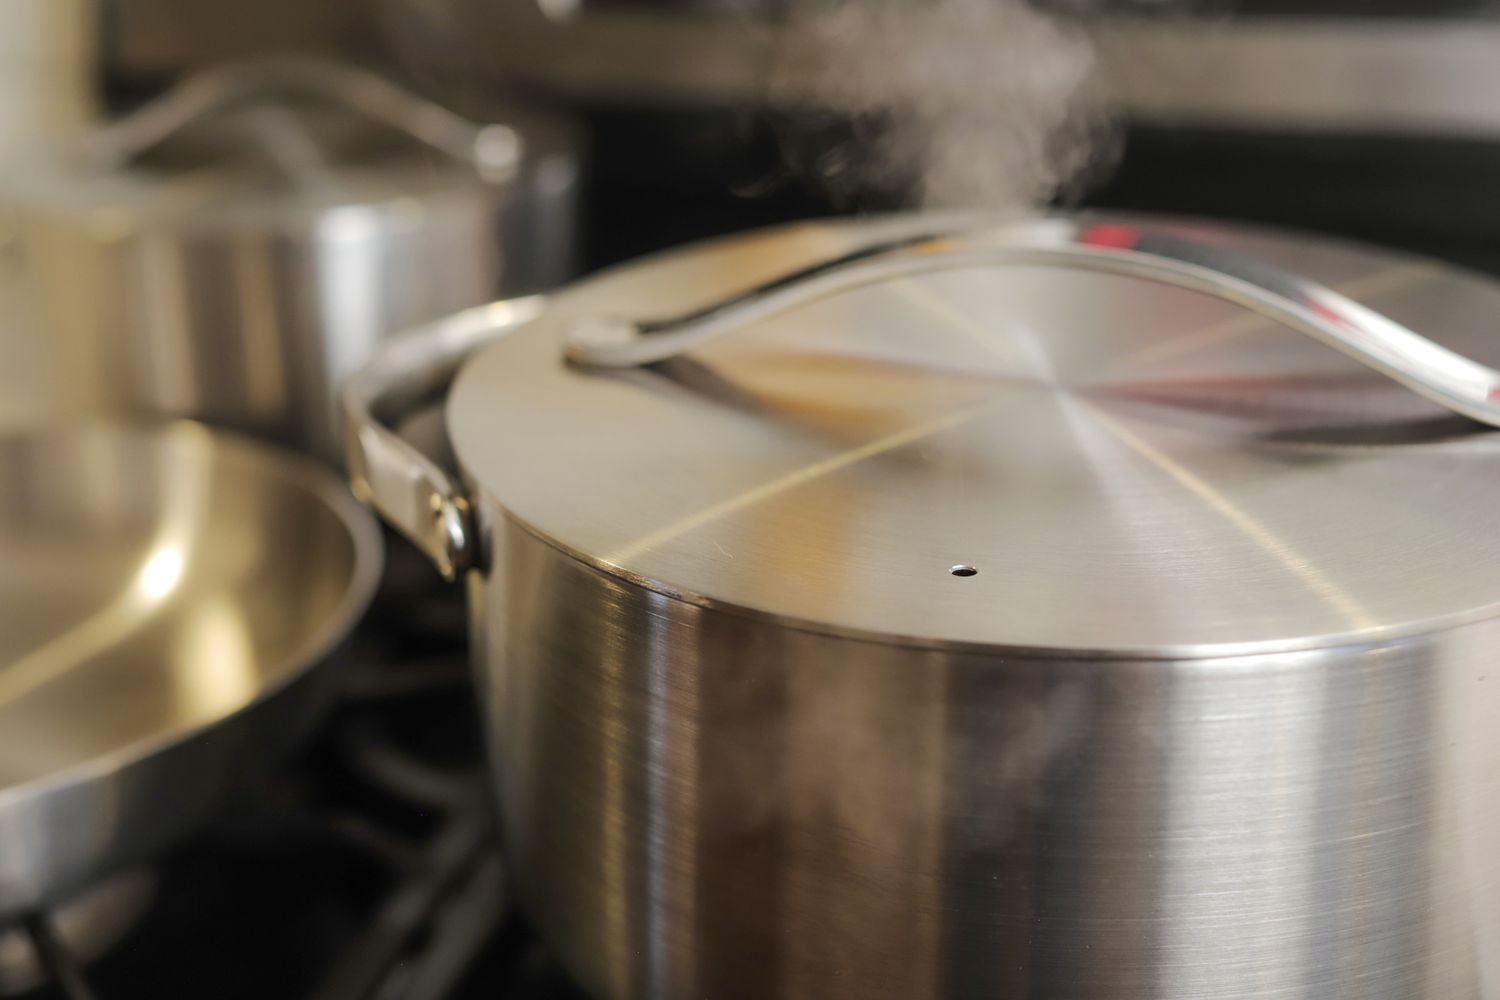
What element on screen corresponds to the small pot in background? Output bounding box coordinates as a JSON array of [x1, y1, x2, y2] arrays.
[[1, 56, 581, 462]]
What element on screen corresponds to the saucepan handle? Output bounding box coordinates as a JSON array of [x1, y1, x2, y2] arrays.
[[342, 298, 546, 581], [84, 55, 521, 180], [563, 218, 1500, 429]]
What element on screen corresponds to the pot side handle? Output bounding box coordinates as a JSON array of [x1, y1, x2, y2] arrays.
[[564, 217, 1500, 429], [342, 298, 546, 580]]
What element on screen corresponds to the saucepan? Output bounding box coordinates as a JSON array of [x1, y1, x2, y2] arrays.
[[0, 55, 580, 462], [0, 420, 381, 916], [345, 212, 1500, 999]]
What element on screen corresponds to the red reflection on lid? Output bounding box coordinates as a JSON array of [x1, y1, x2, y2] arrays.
[[1307, 299, 1342, 323], [1079, 223, 1140, 250]]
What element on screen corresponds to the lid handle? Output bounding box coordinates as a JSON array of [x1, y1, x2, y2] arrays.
[[343, 298, 545, 580], [563, 218, 1500, 429], [84, 55, 521, 181]]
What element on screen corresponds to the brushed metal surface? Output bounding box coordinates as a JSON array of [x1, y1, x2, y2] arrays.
[[2, 69, 580, 461], [560, 219, 1500, 431], [344, 298, 546, 580], [450, 214, 1500, 654], [0, 421, 382, 913], [473, 516, 1500, 1000], [349, 212, 1500, 998]]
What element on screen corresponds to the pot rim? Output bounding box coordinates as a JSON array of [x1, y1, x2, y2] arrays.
[[484, 492, 1500, 663]]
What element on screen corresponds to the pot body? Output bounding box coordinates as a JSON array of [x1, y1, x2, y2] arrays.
[[8, 168, 576, 462], [469, 509, 1500, 1000], [3, 57, 582, 463]]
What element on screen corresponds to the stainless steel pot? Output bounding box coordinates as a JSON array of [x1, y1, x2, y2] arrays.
[[1, 56, 580, 462], [0, 420, 382, 915], [345, 213, 1500, 999]]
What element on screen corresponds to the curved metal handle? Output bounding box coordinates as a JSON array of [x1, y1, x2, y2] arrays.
[[564, 218, 1500, 429], [85, 55, 521, 181], [342, 298, 545, 580]]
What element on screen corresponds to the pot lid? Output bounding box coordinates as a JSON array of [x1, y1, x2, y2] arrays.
[[1, 59, 573, 234], [449, 213, 1500, 656]]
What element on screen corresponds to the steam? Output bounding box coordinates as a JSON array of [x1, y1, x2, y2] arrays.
[[772, 0, 1113, 212]]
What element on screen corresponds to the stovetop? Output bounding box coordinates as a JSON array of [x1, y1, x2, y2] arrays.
[[1, 572, 584, 1000]]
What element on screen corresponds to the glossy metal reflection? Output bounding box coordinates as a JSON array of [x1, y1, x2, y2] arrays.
[[0, 422, 382, 914], [3, 59, 580, 461], [563, 219, 1500, 429], [351, 212, 1500, 999], [83, 56, 522, 181], [453, 216, 1500, 654], [477, 526, 1500, 1000]]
